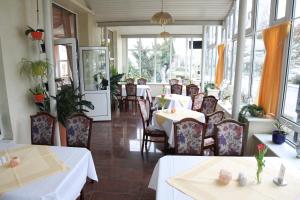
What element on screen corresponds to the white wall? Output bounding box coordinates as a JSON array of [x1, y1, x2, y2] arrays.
[[0, 0, 41, 143]]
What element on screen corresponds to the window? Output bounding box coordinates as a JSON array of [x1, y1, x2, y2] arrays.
[[234, 0, 239, 34], [256, 0, 271, 30], [246, 0, 253, 30], [241, 36, 253, 104], [126, 37, 202, 83], [251, 32, 265, 100], [276, 0, 287, 19], [295, 0, 300, 18]]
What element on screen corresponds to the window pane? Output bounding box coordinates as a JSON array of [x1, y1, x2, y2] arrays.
[[251, 32, 265, 101], [140, 38, 154, 50], [170, 38, 187, 80], [232, 41, 237, 83], [191, 38, 202, 83], [276, 0, 286, 19], [256, 0, 271, 30], [282, 19, 300, 125], [156, 38, 171, 83], [128, 38, 139, 49], [141, 50, 155, 82], [241, 36, 253, 104], [226, 42, 233, 81], [234, 0, 239, 34], [246, 0, 253, 29], [128, 50, 140, 79], [295, 0, 300, 18]]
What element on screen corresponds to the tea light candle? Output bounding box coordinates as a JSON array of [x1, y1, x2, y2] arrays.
[[9, 156, 21, 168], [218, 169, 232, 185]]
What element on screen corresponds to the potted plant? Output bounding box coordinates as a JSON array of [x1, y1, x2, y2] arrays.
[[25, 26, 44, 40], [272, 119, 288, 144], [52, 80, 94, 146], [238, 104, 264, 123], [20, 58, 49, 80], [29, 84, 46, 103]]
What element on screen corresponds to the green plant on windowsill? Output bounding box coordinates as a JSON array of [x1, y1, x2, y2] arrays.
[[204, 82, 216, 94], [20, 58, 50, 80], [238, 104, 264, 123]]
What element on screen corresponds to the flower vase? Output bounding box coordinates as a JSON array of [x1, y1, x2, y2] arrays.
[[256, 169, 262, 184]]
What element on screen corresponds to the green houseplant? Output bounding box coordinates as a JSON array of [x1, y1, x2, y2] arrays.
[[204, 82, 216, 94], [20, 58, 49, 79], [110, 73, 124, 106], [238, 104, 264, 123], [29, 84, 46, 103], [272, 119, 288, 144]]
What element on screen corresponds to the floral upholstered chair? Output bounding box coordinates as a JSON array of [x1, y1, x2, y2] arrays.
[[186, 84, 200, 97], [203, 111, 225, 151], [137, 78, 147, 85], [65, 113, 93, 149], [170, 84, 183, 95], [31, 112, 56, 145], [215, 119, 247, 156], [174, 118, 206, 155], [200, 95, 218, 115], [125, 83, 137, 111], [169, 79, 179, 85], [137, 100, 167, 154], [192, 93, 205, 111], [126, 78, 135, 84]]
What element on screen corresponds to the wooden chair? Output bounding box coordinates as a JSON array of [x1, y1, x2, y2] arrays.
[[115, 84, 124, 110], [31, 112, 56, 146], [200, 95, 218, 115], [125, 83, 137, 111], [137, 78, 147, 85], [145, 89, 156, 122], [65, 113, 93, 150], [192, 93, 205, 111], [169, 79, 179, 85], [137, 100, 167, 154], [214, 119, 248, 156], [186, 84, 199, 97], [203, 111, 225, 152], [170, 84, 183, 95], [174, 118, 206, 155], [126, 78, 135, 84]]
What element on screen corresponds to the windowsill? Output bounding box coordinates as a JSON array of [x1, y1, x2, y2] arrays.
[[0, 139, 14, 144], [254, 134, 300, 170], [217, 100, 232, 116]]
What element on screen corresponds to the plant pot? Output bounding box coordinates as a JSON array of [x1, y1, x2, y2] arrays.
[[31, 31, 43, 40], [33, 94, 45, 103], [272, 131, 286, 144], [59, 123, 67, 146]]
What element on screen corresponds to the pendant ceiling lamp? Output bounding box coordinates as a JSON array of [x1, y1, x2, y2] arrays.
[[160, 26, 170, 38], [151, 0, 174, 25]]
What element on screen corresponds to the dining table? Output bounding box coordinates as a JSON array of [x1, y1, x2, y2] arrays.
[[149, 155, 300, 200], [153, 94, 193, 110], [121, 85, 150, 98], [0, 143, 98, 200], [151, 108, 205, 147]]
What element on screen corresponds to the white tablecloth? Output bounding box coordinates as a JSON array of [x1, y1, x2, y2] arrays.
[[149, 156, 208, 200], [153, 94, 192, 110], [122, 85, 150, 98], [0, 143, 98, 200], [151, 109, 205, 147]]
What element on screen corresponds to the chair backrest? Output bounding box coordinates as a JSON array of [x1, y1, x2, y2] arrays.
[[169, 79, 179, 85], [174, 118, 206, 155], [170, 84, 183, 95], [137, 78, 147, 85], [200, 95, 218, 115], [214, 119, 247, 156], [205, 111, 225, 138], [65, 113, 93, 149], [126, 78, 135, 84], [125, 83, 137, 96], [192, 93, 205, 111], [145, 88, 153, 104], [31, 112, 56, 146], [186, 84, 199, 97], [116, 84, 122, 96], [137, 100, 149, 130]]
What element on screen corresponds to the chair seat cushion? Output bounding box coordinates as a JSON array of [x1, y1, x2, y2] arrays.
[[146, 126, 166, 136], [204, 137, 215, 146]]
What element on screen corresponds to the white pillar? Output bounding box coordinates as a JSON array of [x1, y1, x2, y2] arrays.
[[43, 0, 60, 145], [231, 0, 247, 120], [201, 26, 207, 92]]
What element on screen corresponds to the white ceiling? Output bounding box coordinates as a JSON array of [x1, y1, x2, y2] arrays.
[[86, 0, 233, 22]]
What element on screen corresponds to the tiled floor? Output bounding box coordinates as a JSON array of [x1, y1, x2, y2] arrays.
[[83, 109, 163, 200]]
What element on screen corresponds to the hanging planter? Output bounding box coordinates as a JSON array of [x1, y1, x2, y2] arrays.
[[25, 26, 44, 40], [29, 85, 46, 103]]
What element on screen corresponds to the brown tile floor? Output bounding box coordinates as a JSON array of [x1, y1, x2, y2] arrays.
[[82, 109, 163, 200]]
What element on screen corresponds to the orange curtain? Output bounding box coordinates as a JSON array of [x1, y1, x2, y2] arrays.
[[215, 44, 225, 88], [258, 22, 291, 116]]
